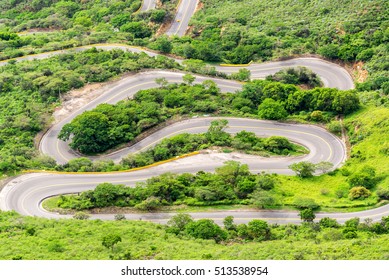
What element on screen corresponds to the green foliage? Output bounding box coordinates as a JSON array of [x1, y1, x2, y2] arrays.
[[53, 162, 281, 210], [176, 0, 388, 92], [377, 187, 389, 200], [327, 121, 342, 134], [73, 212, 90, 220], [250, 190, 277, 209], [151, 36, 172, 53], [289, 161, 316, 178], [293, 197, 319, 210], [0, 48, 181, 172], [298, 209, 316, 222], [348, 166, 377, 189], [59, 78, 359, 155], [258, 98, 288, 120], [0, 0, 178, 60], [223, 216, 237, 231], [120, 22, 151, 38], [167, 214, 194, 234], [2, 211, 389, 259], [102, 234, 122, 252], [134, 196, 162, 211], [206, 119, 230, 146], [185, 219, 227, 243], [266, 67, 322, 88], [246, 220, 270, 241], [319, 217, 339, 228], [348, 187, 371, 200], [230, 68, 251, 82], [315, 161, 334, 174]]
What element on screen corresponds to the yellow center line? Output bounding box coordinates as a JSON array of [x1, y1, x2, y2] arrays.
[[174, 0, 190, 35], [55, 80, 241, 162], [134, 124, 332, 163]]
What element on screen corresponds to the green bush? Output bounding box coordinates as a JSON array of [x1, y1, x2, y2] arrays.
[[319, 217, 339, 228], [293, 197, 319, 210], [328, 121, 342, 134], [348, 186, 371, 200], [258, 98, 288, 120], [185, 219, 227, 243], [289, 161, 316, 178], [377, 187, 389, 200], [348, 166, 377, 189], [134, 196, 162, 211], [299, 209, 316, 222]]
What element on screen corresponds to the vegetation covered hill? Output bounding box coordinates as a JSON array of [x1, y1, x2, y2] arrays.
[[0, 0, 388, 260], [1, 211, 389, 260]]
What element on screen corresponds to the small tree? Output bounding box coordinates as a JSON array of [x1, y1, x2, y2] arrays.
[[250, 190, 276, 209], [155, 77, 168, 87], [114, 214, 126, 221], [348, 166, 377, 189], [153, 35, 172, 53], [206, 119, 231, 145], [183, 74, 196, 85], [299, 209, 316, 222], [327, 121, 342, 134], [315, 161, 334, 174], [319, 217, 339, 228], [247, 220, 271, 241], [293, 197, 319, 210], [348, 186, 371, 200], [310, 110, 323, 121], [185, 219, 227, 243], [134, 196, 161, 211], [289, 161, 316, 178], [223, 216, 237, 231], [167, 213, 193, 234], [258, 98, 288, 120], [73, 212, 90, 220], [231, 68, 251, 82], [102, 234, 122, 252]]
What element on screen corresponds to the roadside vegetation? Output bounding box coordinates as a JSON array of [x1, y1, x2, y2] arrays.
[[59, 76, 359, 154], [46, 152, 382, 211], [48, 97, 389, 211], [1, 210, 389, 260], [52, 161, 286, 210], [57, 120, 307, 172]]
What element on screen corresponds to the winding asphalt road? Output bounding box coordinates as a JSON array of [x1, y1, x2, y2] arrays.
[[166, 0, 199, 36], [2, 0, 385, 225], [140, 0, 156, 11]]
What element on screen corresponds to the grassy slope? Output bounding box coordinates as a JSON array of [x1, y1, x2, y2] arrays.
[[1, 211, 389, 260], [274, 105, 389, 209]]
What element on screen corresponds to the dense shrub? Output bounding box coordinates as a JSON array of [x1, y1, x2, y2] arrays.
[[348, 186, 371, 200]]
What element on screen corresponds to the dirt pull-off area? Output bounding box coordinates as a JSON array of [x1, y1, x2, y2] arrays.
[[351, 61, 369, 83], [53, 83, 106, 123], [53, 71, 137, 123]]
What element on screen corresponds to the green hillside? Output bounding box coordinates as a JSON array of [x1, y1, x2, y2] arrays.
[[1, 211, 389, 260], [171, 0, 388, 92]]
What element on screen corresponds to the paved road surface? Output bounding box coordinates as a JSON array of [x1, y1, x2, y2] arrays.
[[140, 0, 156, 11], [166, 0, 199, 36]]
